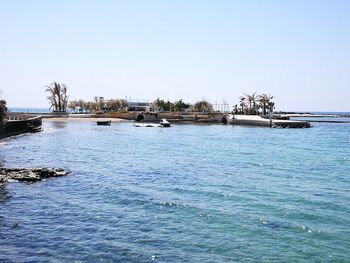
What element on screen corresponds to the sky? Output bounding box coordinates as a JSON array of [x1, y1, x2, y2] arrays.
[[0, 0, 349, 111]]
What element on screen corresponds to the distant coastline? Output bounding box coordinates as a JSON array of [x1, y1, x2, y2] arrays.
[[279, 111, 350, 117], [9, 107, 52, 114], [8, 108, 350, 117]]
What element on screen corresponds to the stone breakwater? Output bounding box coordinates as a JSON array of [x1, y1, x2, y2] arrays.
[[0, 168, 69, 183]]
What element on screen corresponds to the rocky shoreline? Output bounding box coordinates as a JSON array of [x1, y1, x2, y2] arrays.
[[0, 167, 70, 183]]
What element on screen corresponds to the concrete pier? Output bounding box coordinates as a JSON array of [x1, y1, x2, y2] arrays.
[[223, 114, 311, 128]]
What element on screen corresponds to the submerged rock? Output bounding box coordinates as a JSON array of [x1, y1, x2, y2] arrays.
[[0, 167, 69, 183]]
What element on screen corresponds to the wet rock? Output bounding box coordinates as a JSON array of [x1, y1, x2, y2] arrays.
[[0, 167, 69, 183]]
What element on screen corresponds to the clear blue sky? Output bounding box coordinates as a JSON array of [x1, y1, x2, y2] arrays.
[[1, 0, 349, 111]]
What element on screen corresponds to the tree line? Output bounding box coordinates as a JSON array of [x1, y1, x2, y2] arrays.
[[45, 82, 218, 113], [153, 98, 213, 113], [234, 93, 274, 115], [45, 82, 275, 115], [68, 97, 128, 113]]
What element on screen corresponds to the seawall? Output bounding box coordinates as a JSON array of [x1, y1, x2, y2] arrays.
[[0, 117, 42, 139]]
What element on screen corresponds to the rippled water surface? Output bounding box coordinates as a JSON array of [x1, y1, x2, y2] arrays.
[[1, 121, 350, 262]]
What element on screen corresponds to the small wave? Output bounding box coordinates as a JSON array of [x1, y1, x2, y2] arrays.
[[159, 201, 183, 208], [259, 218, 290, 230], [298, 225, 316, 233]]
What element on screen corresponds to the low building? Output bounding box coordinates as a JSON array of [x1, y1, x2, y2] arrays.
[[127, 102, 154, 112]]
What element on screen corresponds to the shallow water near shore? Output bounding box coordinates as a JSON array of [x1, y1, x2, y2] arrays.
[[1, 121, 350, 262]]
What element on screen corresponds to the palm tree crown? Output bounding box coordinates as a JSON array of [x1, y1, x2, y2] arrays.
[[46, 82, 68, 112], [236, 93, 275, 115]]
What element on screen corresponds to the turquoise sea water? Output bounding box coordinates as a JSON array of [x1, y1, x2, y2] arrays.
[[1, 121, 350, 262]]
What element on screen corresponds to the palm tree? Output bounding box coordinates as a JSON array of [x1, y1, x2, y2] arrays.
[[257, 94, 274, 115], [268, 100, 275, 113], [251, 92, 257, 114], [244, 92, 257, 115], [46, 82, 69, 112], [238, 96, 246, 114]]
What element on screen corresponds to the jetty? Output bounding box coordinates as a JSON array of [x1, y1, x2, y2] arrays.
[[91, 111, 224, 124], [222, 114, 311, 128], [87, 111, 312, 127]]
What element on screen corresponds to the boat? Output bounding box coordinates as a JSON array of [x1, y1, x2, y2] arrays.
[[134, 123, 159, 127], [159, 118, 171, 127], [134, 118, 171, 128], [96, 120, 111, 126], [133, 119, 171, 128]]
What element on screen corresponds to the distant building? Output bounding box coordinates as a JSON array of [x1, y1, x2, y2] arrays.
[[127, 102, 154, 112], [98, 97, 109, 112]]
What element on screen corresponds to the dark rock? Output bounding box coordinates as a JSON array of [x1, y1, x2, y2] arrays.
[[0, 167, 69, 183]]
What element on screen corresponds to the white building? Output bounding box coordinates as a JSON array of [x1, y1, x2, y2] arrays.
[[127, 102, 154, 112]]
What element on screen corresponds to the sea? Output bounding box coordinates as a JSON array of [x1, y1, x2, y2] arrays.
[[8, 108, 52, 114], [0, 115, 350, 262]]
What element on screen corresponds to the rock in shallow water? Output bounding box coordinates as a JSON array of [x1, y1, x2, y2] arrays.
[[0, 168, 69, 183]]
